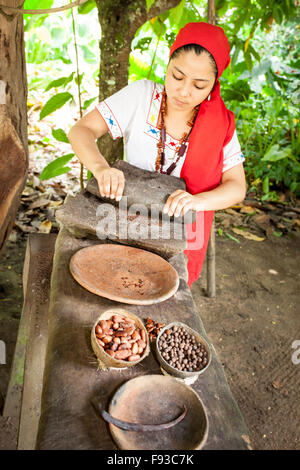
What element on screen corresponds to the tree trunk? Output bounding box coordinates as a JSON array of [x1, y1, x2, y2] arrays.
[[0, 1, 28, 258], [95, 0, 181, 165]]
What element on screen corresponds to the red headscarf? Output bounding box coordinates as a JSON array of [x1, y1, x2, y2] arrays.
[[169, 22, 235, 287]]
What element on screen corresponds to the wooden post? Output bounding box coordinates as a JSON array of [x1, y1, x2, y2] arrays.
[[207, 0, 216, 25], [206, 0, 216, 297]]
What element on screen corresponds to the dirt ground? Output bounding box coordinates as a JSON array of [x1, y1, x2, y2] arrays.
[[0, 228, 299, 450]]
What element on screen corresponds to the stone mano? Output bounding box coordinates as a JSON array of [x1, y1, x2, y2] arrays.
[[86, 160, 196, 225]]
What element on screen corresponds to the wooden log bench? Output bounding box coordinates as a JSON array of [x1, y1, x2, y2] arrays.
[[3, 233, 57, 449], [4, 230, 251, 450]]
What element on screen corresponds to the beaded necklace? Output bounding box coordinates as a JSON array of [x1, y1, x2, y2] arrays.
[[155, 89, 199, 175]]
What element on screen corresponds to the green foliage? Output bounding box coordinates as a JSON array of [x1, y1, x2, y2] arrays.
[[24, 0, 100, 182], [24, 0, 53, 8], [133, 37, 153, 53], [51, 128, 69, 143], [45, 73, 75, 91], [23, 0, 54, 31], [82, 96, 98, 110], [217, 12, 300, 197], [39, 92, 73, 120], [78, 0, 96, 14], [146, 0, 156, 12], [25, 0, 299, 198], [262, 144, 292, 163]]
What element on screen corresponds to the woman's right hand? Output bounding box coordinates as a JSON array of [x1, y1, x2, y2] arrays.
[[95, 167, 125, 201]]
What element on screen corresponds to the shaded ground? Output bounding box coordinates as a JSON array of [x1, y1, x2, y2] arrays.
[[0, 225, 299, 450], [0, 236, 27, 450]]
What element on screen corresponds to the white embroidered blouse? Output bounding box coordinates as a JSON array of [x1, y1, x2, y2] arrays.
[[95, 79, 245, 178]]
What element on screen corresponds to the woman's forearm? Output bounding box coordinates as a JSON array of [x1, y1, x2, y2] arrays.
[[68, 125, 110, 176], [194, 178, 247, 211], [68, 121, 125, 200]]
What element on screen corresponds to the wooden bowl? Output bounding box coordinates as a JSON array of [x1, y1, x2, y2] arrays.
[[155, 322, 212, 379], [107, 375, 209, 450], [70, 244, 179, 305], [91, 308, 150, 369]]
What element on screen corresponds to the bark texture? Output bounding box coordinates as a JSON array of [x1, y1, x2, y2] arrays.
[[0, 1, 28, 257], [207, 0, 215, 25], [95, 0, 181, 165]]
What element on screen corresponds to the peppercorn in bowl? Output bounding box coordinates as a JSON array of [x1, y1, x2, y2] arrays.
[[155, 322, 211, 379], [91, 308, 150, 369]]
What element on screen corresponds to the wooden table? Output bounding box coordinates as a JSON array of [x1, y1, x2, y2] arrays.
[[5, 231, 251, 450]]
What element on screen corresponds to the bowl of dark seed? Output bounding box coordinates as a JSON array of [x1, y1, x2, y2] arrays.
[[156, 322, 211, 379]]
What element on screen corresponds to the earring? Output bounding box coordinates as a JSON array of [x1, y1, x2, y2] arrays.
[[207, 94, 211, 102]]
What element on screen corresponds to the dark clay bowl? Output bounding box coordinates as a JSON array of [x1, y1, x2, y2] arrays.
[[108, 374, 209, 450]]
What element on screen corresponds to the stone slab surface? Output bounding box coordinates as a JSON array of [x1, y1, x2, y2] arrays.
[[86, 160, 196, 224], [56, 190, 187, 259]]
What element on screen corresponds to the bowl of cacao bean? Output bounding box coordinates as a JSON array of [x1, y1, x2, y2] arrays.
[[155, 322, 211, 379], [91, 308, 150, 369]]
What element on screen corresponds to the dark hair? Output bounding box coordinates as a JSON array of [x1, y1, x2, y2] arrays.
[[170, 44, 218, 80]]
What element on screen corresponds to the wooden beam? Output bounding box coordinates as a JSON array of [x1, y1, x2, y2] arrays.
[[206, 0, 216, 297], [207, 218, 216, 297], [3, 234, 56, 450], [18, 234, 56, 450]]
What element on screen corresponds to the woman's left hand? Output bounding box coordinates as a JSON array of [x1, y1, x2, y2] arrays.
[[163, 190, 206, 217]]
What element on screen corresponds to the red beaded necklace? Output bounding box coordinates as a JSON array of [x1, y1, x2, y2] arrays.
[[155, 88, 199, 175]]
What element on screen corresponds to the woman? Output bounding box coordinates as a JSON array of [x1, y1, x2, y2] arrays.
[[68, 22, 247, 288]]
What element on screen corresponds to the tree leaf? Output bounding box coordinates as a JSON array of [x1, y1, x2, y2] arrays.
[[45, 72, 74, 92], [262, 176, 269, 194], [23, 0, 53, 9], [169, 0, 186, 28], [247, 44, 260, 62], [39, 153, 74, 180], [150, 17, 166, 38], [82, 96, 98, 110], [262, 144, 291, 162], [78, 0, 96, 14], [225, 232, 240, 243], [39, 92, 73, 120], [146, 0, 156, 12]]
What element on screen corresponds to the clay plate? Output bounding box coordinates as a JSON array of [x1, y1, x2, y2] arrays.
[[107, 375, 208, 450], [69, 244, 179, 305]]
